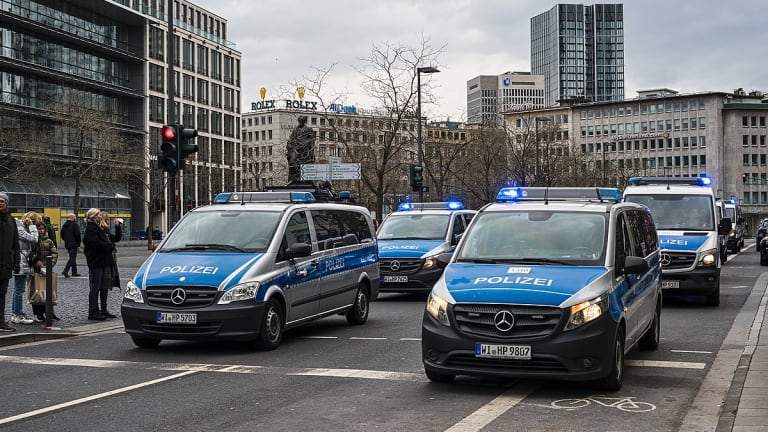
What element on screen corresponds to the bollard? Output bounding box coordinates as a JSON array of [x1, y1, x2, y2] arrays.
[[45, 255, 53, 327]]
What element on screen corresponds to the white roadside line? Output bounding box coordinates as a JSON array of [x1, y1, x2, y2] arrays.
[[671, 350, 713, 355], [626, 359, 705, 369], [444, 381, 539, 432], [0, 371, 197, 426]]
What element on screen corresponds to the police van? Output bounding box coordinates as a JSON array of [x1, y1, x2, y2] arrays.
[[421, 187, 661, 391], [376, 201, 476, 296], [121, 189, 380, 350], [723, 199, 745, 253], [623, 177, 731, 306]]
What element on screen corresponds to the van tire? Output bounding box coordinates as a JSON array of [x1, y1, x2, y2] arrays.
[[346, 284, 369, 325], [706, 285, 721, 307], [594, 327, 624, 392], [255, 298, 284, 350], [638, 300, 661, 351], [131, 336, 161, 348]]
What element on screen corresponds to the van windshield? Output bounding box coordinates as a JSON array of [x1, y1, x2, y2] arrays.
[[455, 211, 607, 265], [159, 210, 282, 252], [625, 194, 714, 231], [377, 214, 449, 240]]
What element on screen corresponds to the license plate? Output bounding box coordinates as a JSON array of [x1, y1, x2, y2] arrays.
[[475, 343, 531, 360], [383, 275, 408, 283], [661, 280, 679, 289], [156, 312, 197, 324]]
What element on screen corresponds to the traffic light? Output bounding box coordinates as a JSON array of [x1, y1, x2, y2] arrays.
[[742, 173, 748, 184], [177, 126, 199, 170], [409, 164, 424, 192], [158, 124, 179, 173]]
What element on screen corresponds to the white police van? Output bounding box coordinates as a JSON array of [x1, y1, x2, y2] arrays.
[[422, 187, 661, 391], [723, 199, 745, 253], [121, 189, 380, 350], [623, 177, 731, 306], [376, 201, 476, 296]]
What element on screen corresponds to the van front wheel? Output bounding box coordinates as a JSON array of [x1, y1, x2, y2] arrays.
[[255, 299, 284, 350], [346, 284, 369, 325]]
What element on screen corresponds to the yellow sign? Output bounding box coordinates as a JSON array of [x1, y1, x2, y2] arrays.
[[297, 86, 305, 99], [260, 87, 266, 100]]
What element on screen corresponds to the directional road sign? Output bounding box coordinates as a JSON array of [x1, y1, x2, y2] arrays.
[[301, 163, 361, 180]]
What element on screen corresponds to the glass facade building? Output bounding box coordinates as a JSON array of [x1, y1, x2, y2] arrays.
[[531, 3, 624, 107], [0, 0, 241, 238]]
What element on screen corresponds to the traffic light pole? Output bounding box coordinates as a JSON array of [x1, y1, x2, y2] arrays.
[[166, 0, 178, 229]]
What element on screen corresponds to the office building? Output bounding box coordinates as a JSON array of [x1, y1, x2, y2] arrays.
[[0, 0, 241, 237], [531, 3, 624, 107], [467, 72, 544, 125]]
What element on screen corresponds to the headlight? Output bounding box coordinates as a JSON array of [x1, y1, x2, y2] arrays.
[[565, 295, 607, 331], [728, 231, 735, 238], [698, 248, 717, 266], [423, 255, 440, 270], [426, 291, 450, 326], [123, 280, 144, 303], [218, 281, 260, 304]]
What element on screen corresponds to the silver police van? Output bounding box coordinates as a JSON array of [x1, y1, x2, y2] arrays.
[[122, 189, 379, 350], [422, 187, 661, 390]]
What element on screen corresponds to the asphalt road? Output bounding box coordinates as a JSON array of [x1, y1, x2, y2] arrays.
[[0, 243, 761, 431]]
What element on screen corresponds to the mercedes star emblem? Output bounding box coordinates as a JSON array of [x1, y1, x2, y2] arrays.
[[170, 288, 187, 305], [660, 253, 671, 267], [390, 260, 401, 271], [493, 310, 515, 332]]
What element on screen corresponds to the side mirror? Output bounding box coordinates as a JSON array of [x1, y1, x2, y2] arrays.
[[285, 242, 312, 259], [451, 232, 463, 246], [718, 218, 733, 236], [623, 255, 650, 275]]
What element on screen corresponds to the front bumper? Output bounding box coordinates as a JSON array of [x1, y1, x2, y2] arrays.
[[421, 309, 617, 381], [380, 266, 444, 293], [661, 267, 719, 296], [121, 300, 266, 342]]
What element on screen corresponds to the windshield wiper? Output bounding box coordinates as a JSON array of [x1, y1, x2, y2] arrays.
[[165, 243, 245, 252], [501, 258, 573, 266], [455, 258, 498, 264]]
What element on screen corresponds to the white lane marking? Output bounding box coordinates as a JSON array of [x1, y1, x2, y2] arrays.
[[290, 368, 427, 382], [300, 336, 338, 339], [350, 337, 387, 340], [626, 359, 705, 369], [0, 371, 197, 426], [400, 338, 421, 341], [671, 349, 713, 354], [444, 381, 539, 432]]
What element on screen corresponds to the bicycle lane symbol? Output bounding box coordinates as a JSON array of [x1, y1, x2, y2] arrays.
[[550, 395, 656, 413]]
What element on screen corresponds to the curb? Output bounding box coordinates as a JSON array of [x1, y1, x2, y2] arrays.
[[0, 321, 124, 348]]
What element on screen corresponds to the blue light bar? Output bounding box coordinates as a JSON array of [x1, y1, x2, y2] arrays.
[[628, 176, 712, 187], [495, 187, 622, 203], [396, 201, 464, 211], [213, 191, 317, 204], [339, 191, 351, 199]]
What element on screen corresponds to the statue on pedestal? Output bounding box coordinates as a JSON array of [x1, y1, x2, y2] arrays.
[[286, 115, 315, 184]]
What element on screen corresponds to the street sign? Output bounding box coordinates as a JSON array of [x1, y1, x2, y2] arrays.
[[301, 163, 361, 180]]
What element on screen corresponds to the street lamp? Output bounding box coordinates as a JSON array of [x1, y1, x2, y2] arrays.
[[416, 66, 440, 202]]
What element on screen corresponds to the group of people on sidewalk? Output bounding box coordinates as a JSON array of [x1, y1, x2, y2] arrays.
[[0, 191, 123, 331]]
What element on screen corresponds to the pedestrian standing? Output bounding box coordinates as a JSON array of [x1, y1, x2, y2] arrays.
[[97, 211, 121, 319], [12, 211, 38, 324], [82, 208, 113, 321], [43, 216, 56, 243], [30, 221, 59, 322], [0, 192, 20, 332], [60, 213, 82, 277]]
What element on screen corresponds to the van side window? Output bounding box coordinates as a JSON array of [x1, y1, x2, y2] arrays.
[[615, 215, 634, 270], [312, 210, 342, 250], [311, 209, 373, 250], [452, 214, 466, 238], [278, 211, 310, 261], [626, 211, 648, 257]]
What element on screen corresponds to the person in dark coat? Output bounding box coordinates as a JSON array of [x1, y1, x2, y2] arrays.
[[82, 208, 114, 321], [60, 213, 81, 278], [0, 192, 20, 331]]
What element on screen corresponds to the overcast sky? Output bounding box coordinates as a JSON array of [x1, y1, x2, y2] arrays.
[[193, 0, 767, 121]]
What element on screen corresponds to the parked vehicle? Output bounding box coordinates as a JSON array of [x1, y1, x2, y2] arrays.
[[723, 199, 745, 253], [756, 219, 768, 252], [759, 237, 768, 265]]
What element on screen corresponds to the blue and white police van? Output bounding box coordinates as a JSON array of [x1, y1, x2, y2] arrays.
[[422, 187, 661, 391], [376, 201, 476, 296], [623, 176, 732, 306], [121, 189, 379, 350]]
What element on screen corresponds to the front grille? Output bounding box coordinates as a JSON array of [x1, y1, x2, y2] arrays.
[[453, 304, 562, 339], [380, 259, 423, 275], [140, 321, 221, 335], [445, 354, 567, 372], [145, 286, 219, 308], [662, 252, 696, 270]]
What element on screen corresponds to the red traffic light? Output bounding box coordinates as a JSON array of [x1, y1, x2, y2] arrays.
[[162, 125, 176, 140]]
